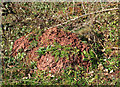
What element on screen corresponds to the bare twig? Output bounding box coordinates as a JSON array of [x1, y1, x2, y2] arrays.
[[111, 47, 120, 50], [47, 8, 118, 30], [108, 51, 115, 59], [10, 8, 118, 57], [73, 13, 99, 32]]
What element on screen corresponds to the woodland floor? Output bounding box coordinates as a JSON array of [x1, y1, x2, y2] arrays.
[[1, 2, 120, 85]]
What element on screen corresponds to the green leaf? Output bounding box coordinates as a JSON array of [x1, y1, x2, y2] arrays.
[[81, 53, 83, 55], [51, 51, 56, 56], [55, 57, 59, 62], [36, 47, 46, 56], [89, 50, 95, 58], [55, 51, 60, 57], [83, 58, 89, 61], [83, 50, 88, 57], [76, 49, 80, 53], [83, 50, 87, 55], [66, 55, 69, 60], [46, 45, 51, 51], [58, 44, 62, 49], [61, 50, 65, 55]]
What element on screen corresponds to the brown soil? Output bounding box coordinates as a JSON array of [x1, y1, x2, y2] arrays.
[[12, 27, 90, 74]]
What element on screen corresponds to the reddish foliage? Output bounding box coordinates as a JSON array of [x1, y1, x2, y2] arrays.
[[12, 27, 90, 74]]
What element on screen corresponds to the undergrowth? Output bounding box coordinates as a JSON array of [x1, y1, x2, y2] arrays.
[[1, 2, 119, 86]]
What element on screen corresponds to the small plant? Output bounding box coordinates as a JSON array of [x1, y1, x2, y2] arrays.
[[36, 47, 46, 57], [36, 42, 76, 62], [36, 42, 93, 63], [29, 40, 38, 48]]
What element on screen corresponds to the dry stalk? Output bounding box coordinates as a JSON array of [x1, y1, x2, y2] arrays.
[[47, 7, 118, 30]]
